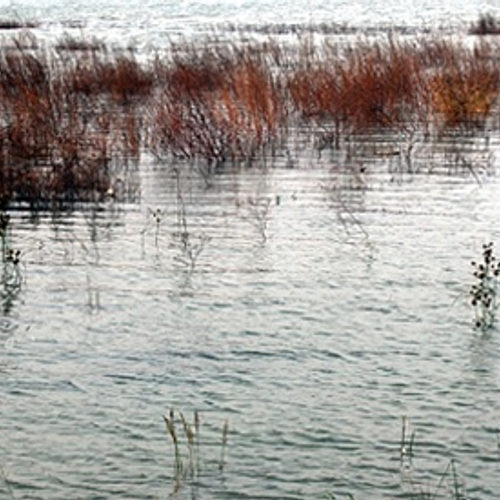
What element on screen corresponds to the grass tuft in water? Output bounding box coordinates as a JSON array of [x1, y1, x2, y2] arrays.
[[163, 408, 230, 496]]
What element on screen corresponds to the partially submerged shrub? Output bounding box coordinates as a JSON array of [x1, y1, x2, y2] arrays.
[[287, 39, 430, 147], [63, 49, 154, 103], [287, 35, 500, 146], [0, 43, 155, 207], [149, 46, 285, 166], [470, 242, 500, 330], [429, 43, 500, 130]]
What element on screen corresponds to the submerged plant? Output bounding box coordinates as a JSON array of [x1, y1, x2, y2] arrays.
[[246, 195, 272, 243], [219, 418, 229, 471], [140, 207, 165, 255], [179, 410, 196, 474], [470, 242, 500, 331], [173, 173, 211, 273], [163, 408, 204, 480]]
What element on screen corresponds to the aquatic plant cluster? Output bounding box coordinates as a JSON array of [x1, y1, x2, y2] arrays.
[[0, 27, 499, 205], [470, 242, 500, 330]]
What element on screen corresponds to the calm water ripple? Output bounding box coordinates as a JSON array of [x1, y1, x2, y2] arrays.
[[1, 146, 500, 497]]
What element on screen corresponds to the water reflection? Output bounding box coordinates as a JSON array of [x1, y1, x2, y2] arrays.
[[467, 330, 500, 381], [2, 163, 500, 499], [85, 272, 102, 314], [0, 274, 21, 316]]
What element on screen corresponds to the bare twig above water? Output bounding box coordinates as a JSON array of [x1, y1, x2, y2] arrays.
[[174, 171, 211, 272], [245, 195, 272, 243]]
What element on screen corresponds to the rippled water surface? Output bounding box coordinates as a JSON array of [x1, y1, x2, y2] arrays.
[[1, 151, 500, 499], [1, 1, 500, 498]]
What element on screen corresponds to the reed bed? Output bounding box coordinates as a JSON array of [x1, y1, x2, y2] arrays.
[[0, 44, 152, 207], [288, 37, 500, 140], [149, 41, 286, 166], [0, 30, 500, 207]]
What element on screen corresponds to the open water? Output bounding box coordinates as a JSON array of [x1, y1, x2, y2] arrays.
[[1, 1, 500, 499]]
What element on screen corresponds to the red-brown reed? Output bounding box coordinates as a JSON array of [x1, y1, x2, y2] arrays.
[[149, 43, 285, 165], [287, 38, 429, 148], [287, 36, 500, 142], [1, 32, 500, 207], [427, 41, 500, 131], [0, 43, 153, 206]]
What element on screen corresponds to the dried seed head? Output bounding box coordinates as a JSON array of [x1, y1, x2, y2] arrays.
[[163, 411, 178, 445], [179, 411, 195, 446]]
